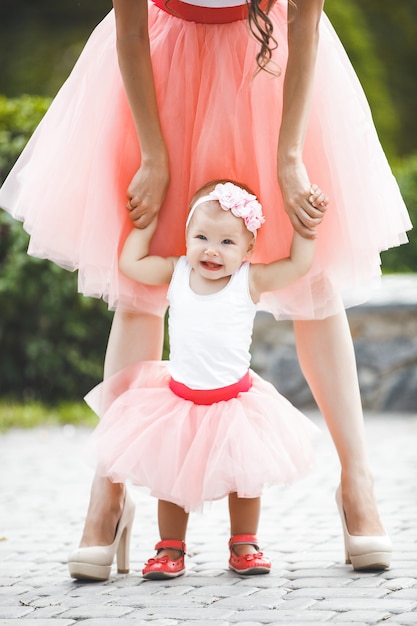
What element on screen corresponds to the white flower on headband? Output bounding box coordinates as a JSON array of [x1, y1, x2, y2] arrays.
[[209, 182, 265, 234]]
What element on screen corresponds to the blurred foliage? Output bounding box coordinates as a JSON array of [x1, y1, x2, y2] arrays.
[[324, 0, 398, 160], [347, 0, 417, 158], [0, 401, 97, 432], [381, 156, 417, 273], [0, 207, 113, 403], [0, 94, 51, 182], [0, 93, 112, 402], [0, 1, 111, 98], [324, 0, 416, 270]]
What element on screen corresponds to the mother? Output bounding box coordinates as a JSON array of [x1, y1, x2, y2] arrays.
[[0, 0, 410, 576]]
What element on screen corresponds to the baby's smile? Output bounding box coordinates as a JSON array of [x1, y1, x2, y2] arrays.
[[200, 260, 223, 270]]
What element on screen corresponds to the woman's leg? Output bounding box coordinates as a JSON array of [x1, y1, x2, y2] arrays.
[[293, 310, 385, 536], [79, 309, 165, 547]]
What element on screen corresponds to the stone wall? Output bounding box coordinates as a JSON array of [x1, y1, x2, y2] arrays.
[[251, 275, 417, 412]]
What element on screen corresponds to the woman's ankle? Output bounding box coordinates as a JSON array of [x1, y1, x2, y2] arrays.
[[79, 478, 125, 547], [339, 470, 385, 535]]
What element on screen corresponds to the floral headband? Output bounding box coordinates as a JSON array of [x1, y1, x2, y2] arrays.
[[186, 182, 265, 235]]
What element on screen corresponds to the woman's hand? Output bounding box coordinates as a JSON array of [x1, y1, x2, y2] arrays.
[[126, 159, 170, 229], [279, 159, 328, 239]]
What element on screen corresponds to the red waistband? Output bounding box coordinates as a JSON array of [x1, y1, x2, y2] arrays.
[[151, 0, 248, 24], [169, 370, 252, 404]]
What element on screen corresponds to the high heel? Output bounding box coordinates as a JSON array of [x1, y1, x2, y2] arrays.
[[335, 486, 391, 571], [68, 490, 135, 581]]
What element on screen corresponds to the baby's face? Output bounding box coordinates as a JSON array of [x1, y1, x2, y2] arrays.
[[186, 201, 255, 281]]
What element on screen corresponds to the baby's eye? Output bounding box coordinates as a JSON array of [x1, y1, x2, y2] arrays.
[[196, 234, 207, 241], [222, 239, 234, 245]]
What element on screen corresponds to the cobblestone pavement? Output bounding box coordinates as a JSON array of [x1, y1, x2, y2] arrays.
[[1, 411, 416, 625]]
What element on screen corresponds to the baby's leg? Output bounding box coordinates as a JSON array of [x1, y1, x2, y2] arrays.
[[228, 493, 271, 574], [142, 500, 189, 579], [228, 493, 260, 555], [157, 500, 189, 559]]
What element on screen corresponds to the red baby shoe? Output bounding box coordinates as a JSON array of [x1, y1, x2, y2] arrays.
[[228, 534, 271, 575], [142, 539, 186, 580]]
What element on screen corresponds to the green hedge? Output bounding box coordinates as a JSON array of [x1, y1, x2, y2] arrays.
[[0, 95, 113, 403], [382, 156, 417, 272], [0, 207, 113, 402], [0, 94, 51, 182], [0, 95, 415, 403]]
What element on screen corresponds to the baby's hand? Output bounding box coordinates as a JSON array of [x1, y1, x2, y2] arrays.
[[309, 184, 329, 210], [309, 184, 329, 211]]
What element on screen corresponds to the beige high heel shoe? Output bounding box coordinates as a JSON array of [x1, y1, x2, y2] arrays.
[[68, 490, 135, 581], [335, 486, 392, 571]]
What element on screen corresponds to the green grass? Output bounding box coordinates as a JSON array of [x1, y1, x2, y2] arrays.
[[0, 401, 99, 432]]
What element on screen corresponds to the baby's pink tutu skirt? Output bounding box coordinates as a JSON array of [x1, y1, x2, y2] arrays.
[[0, 1, 411, 319], [85, 361, 319, 512]]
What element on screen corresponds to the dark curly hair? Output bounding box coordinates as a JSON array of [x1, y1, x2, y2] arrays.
[[247, 0, 296, 75], [164, 0, 296, 75]]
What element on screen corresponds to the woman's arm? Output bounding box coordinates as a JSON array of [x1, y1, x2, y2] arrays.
[[119, 222, 177, 285], [277, 0, 328, 239], [113, 0, 170, 228]]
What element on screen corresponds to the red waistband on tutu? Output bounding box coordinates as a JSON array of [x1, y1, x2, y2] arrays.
[[169, 370, 252, 404], [151, 0, 248, 23]]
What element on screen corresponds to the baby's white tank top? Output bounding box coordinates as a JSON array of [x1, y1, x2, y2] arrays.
[[167, 257, 256, 389]]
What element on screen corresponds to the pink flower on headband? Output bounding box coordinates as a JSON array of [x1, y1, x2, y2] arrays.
[[209, 182, 265, 234]]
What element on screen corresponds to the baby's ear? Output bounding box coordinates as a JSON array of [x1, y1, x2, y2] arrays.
[[245, 238, 256, 258]]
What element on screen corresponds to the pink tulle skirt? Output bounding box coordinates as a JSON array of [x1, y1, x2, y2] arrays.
[[85, 361, 319, 512], [0, 1, 411, 319]]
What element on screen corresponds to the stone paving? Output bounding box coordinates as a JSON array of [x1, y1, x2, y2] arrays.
[[1, 411, 416, 625]]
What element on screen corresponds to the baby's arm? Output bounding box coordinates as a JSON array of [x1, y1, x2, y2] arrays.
[[119, 220, 177, 285], [250, 186, 326, 301]]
